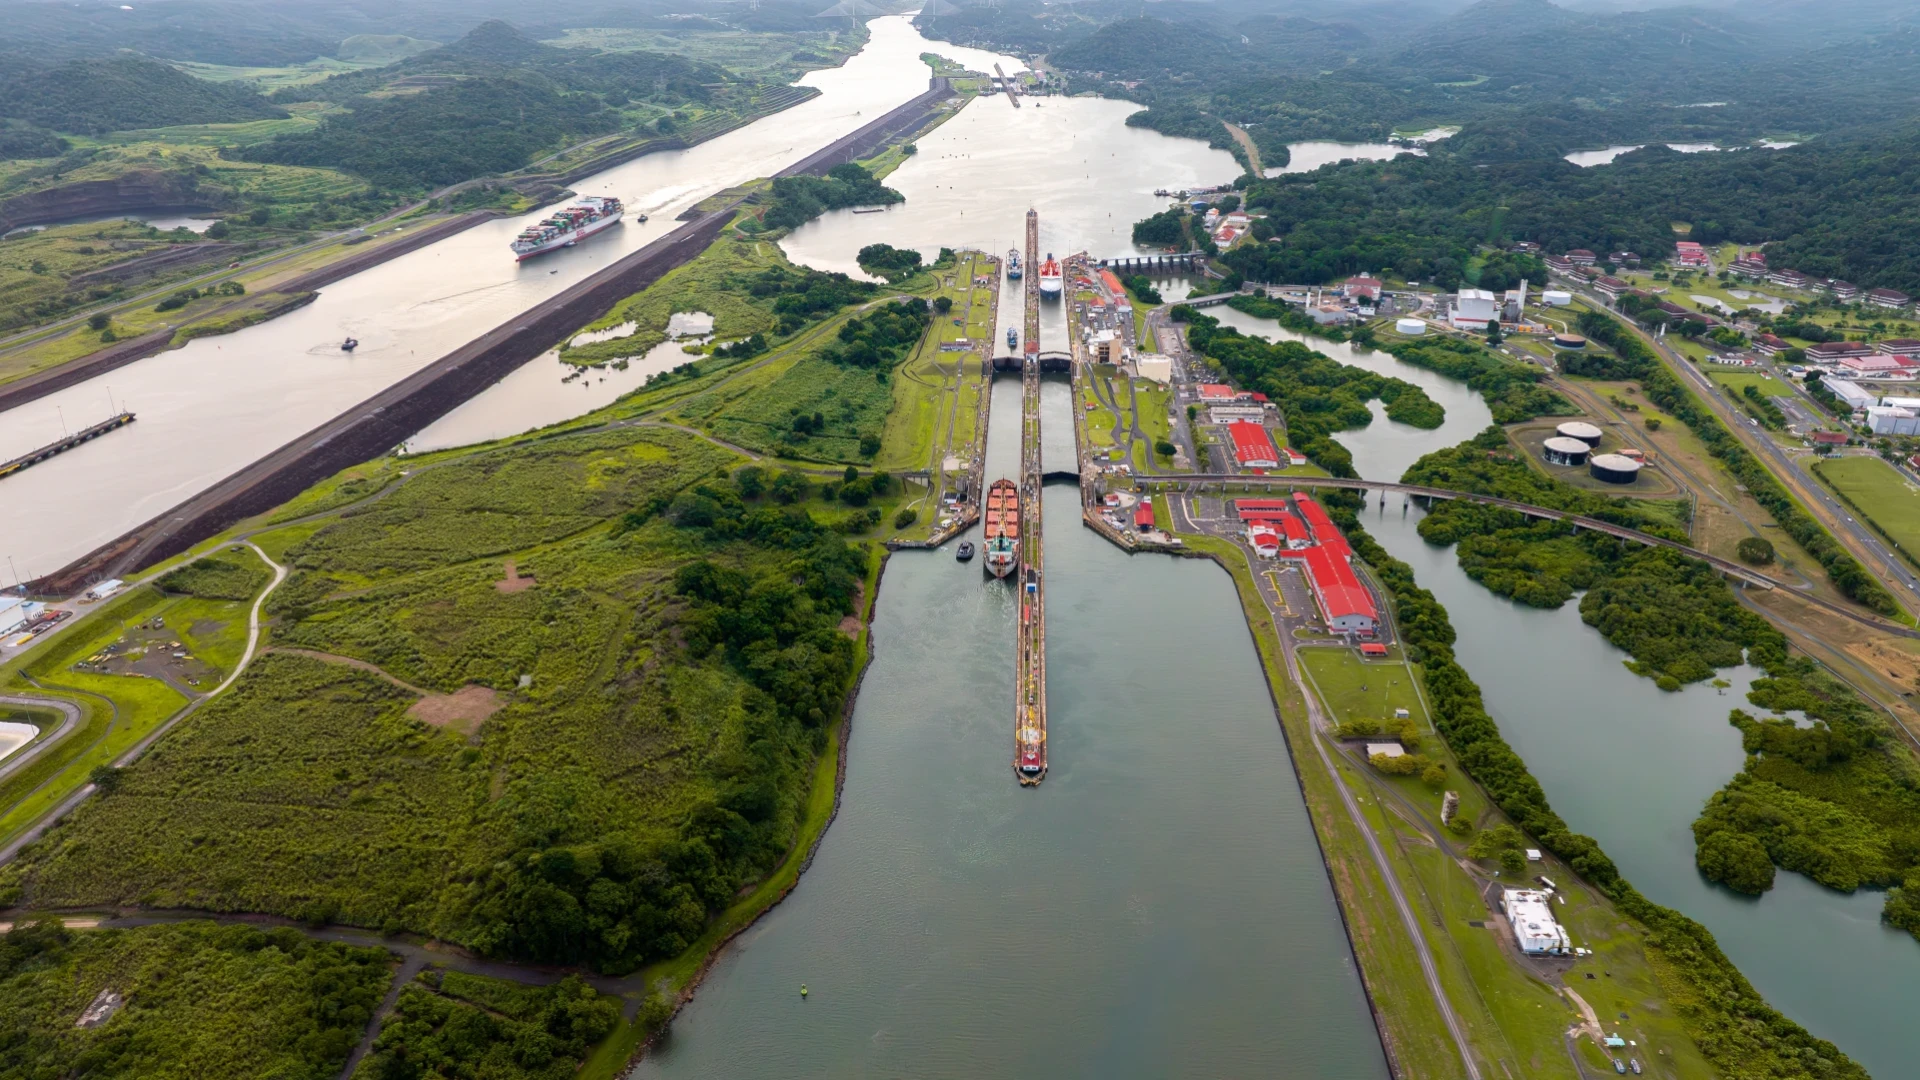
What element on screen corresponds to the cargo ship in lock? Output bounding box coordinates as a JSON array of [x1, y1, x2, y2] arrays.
[[510, 196, 623, 261], [1038, 253, 1062, 298], [982, 478, 1020, 579]]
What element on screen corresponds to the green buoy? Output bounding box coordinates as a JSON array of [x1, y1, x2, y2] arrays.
[[800, 984, 809, 998]]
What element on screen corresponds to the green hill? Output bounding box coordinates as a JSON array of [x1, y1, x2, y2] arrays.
[[0, 55, 285, 135]]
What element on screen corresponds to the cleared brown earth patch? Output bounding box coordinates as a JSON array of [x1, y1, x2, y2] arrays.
[[495, 560, 536, 593], [407, 685, 503, 735]]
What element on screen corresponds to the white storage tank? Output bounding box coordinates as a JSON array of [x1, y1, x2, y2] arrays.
[[1394, 317, 1426, 335], [1542, 436, 1592, 466], [1589, 453, 1643, 484], [1557, 420, 1604, 447], [1541, 290, 1572, 306]]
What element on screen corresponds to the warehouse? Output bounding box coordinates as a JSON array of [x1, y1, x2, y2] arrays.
[[1299, 543, 1379, 635], [1227, 421, 1280, 469]]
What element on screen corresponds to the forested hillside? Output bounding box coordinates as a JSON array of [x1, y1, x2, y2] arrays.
[[0, 55, 286, 134], [246, 20, 737, 188], [1224, 125, 1920, 293]]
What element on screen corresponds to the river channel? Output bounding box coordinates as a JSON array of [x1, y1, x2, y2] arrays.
[[1211, 305, 1920, 1076], [0, 17, 1018, 584]]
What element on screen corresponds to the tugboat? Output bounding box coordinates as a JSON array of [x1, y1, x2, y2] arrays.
[[982, 478, 1019, 579], [340, 337, 359, 352], [1038, 253, 1062, 298], [1006, 327, 1018, 350], [636, 212, 649, 223], [956, 541, 975, 562], [1005, 248, 1022, 279]]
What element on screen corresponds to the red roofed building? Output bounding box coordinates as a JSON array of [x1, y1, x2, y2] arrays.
[[1753, 334, 1790, 356], [1300, 543, 1379, 634], [1344, 276, 1383, 300], [1674, 241, 1710, 268], [1291, 493, 1350, 554], [1228, 422, 1280, 469], [1248, 525, 1282, 557], [1134, 502, 1157, 531], [1198, 383, 1241, 403]]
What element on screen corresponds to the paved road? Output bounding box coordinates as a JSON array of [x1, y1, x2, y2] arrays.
[[1570, 286, 1920, 600], [0, 542, 287, 865], [1180, 496, 1483, 1079], [0, 694, 79, 784]]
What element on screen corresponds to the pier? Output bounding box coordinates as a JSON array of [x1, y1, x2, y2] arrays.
[[0, 411, 135, 482], [1015, 208, 1048, 785]]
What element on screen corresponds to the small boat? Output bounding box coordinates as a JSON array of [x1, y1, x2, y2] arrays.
[[1613, 1061, 1626, 1075], [1006, 327, 1018, 349], [1629, 1062, 1641, 1076], [956, 541, 975, 561], [1006, 248, 1022, 279], [637, 212, 649, 223], [851, 206, 887, 214], [340, 337, 358, 351]]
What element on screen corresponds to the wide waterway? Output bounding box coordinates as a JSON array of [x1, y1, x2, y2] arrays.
[[1214, 304, 1920, 1076], [0, 16, 1020, 585]]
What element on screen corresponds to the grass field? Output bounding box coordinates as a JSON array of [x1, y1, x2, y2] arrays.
[[0, 919, 390, 1080], [1812, 455, 1920, 569]]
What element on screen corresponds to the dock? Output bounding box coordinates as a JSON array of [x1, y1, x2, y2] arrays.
[[0, 411, 135, 483], [1015, 209, 1048, 785]]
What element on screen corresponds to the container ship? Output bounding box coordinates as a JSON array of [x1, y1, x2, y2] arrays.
[[1005, 248, 1022, 279], [1038, 253, 1062, 298], [510, 196, 623, 261], [982, 478, 1020, 579]]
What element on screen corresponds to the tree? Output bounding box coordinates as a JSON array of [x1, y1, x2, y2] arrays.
[[932, 295, 953, 314], [1421, 763, 1447, 788], [859, 433, 881, 457], [1645, 417, 1662, 431], [1736, 536, 1776, 565], [893, 507, 918, 529], [1696, 829, 1775, 894], [1500, 848, 1526, 874], [1485, 319, 1502, 345], [733, 465, 765, 499], [769, 470, 809, 504], [87, 312, 110, 331], [205, 220, 230, 239], [843, 465, 859, 483], [1154, 439, 1176, 458]]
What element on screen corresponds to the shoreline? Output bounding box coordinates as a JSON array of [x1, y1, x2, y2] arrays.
[[0, 83, 843, 417]]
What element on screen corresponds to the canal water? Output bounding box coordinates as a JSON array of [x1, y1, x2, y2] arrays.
[[0, 16, 1021, 583], [635, 379, 1389, 1079]]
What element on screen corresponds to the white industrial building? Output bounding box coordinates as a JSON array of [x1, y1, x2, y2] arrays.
[[1449, 288, 1499, 330], [0, 597, 43, 635], [1867, 406, 1920, 436], [1503, 888, 1572, 955], [1822, 377, 1880, 412], [1541, 289, 1572, 307], [1134, 353, 1172, 384]]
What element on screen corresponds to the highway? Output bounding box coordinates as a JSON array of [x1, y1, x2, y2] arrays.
[[1567, 285, 1920, 601]]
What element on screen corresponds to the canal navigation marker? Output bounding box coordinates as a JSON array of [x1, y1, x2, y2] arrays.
[[1015, 208, 1048, 785]]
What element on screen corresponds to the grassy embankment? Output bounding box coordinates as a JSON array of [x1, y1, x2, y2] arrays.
[[0, 548, 270, 848], [1167, 527, 1711, 1079], [1297, 645, 1714, 1077]]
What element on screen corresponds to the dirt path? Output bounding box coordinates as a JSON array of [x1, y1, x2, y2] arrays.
[[267, 648, 430, 697], [1222, 121, 1264, 175]]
